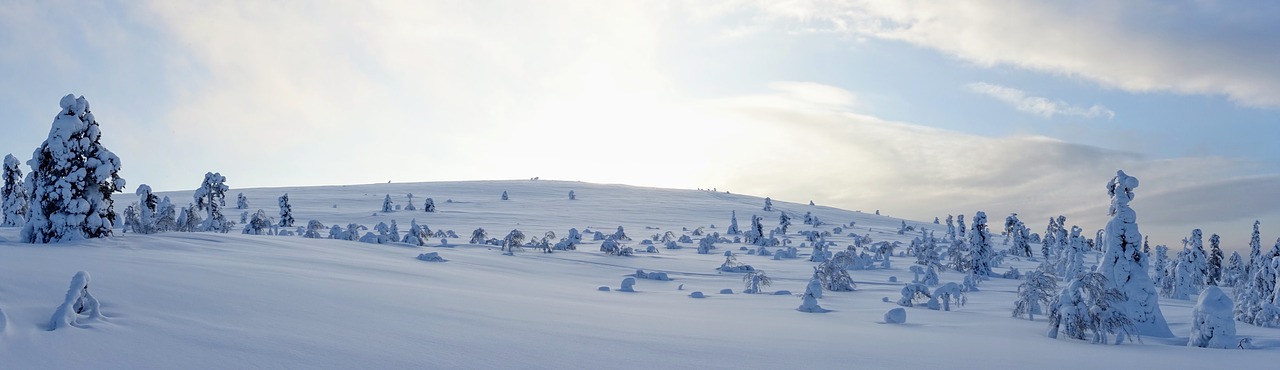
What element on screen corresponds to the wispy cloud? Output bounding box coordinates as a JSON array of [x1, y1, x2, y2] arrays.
[[740, 0, 1280, 108], [705, 81, 1280, 248], [966, 82, 1114, 119]]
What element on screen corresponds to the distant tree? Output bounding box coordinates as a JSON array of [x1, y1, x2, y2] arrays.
[[278, 193, 294, 227], [1013, 270, 1058, 321], [382, 194, 394, 213], [1009, 221, 1032, 257], [763, 197, 772, 211], [193, 172, 230, 233], [568, 190, 576, 200], [403, 193, 416, 211], [816, 251, 856, 292], [153, 196, 177, 232], [726, 211, 740, 235], [1247, 220, 1262, 277], [778, 212, 791, 235], [388, 220, 401, 243], [236, 192, 248, 210], [242, 209, 273, 235], [134, 184, 159, 233], [501, 191, 508, 201], [956, 214, 966, 240], [23, 95, 126, 242], [2, 154, 28, 227], [1207, 234, 1223, 286], [1222, 251, 1244, 287], [302, 220, 326, 238], [424, 198, 435, 212], [177, 204, 202, 232], [945, 214, 955, 241], [966, 211, 994, 277], [743, 270, 772, 294]]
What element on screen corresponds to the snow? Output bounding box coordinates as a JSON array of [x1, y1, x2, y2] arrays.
[[884, 307, 907, 324], [0, 179, 1277, 368]]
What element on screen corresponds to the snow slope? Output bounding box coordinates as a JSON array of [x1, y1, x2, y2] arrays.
[[0, 180, 1275, 369]]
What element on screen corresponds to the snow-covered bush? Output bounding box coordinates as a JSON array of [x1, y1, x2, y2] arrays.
[[697, 236, 715, 254], [2, 153, 27, 227], [1012, 270, 1057, 320], [417, 252, 446, 262], [402, 220, 429, 246], [897, 283, 932, 307], [743, 270, 771, 294], [718, 254, 754, 273], [423, 198, 435, 212], [612, 226, 631, 241], [278, 194, 294, 227], [619, 277, 636, 292], [1094, 170, 1172, 337], [635, 269, 670, 281], [797, 272, 828, 313], [469, 228, 487, 244], [236, 192, 248, 210], [816, 251, 856, 292], [501, 191, 508, 201], [23, 95, 126, 243], [242, 209, 274, 235], [49, 271, 101, 330], [502, 229, 526, 252], [1188, 286, 1235, 348], [931, 282, 965, 311], [303, 220, 325, 238], [1047, 272, 1137, 344]]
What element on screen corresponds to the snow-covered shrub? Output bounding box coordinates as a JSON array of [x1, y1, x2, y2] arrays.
[[1012, 270, 1058, 320], [797, 273, 828, 313], [697, 236, 715, 254], [359, 232, 382, 244], [619, 277, 636, 292], [1188, 286, 1235, 348], [568, 190, 575, 200], [242, 209, 274, 235], [416, 252, 446, 262], [726, 211, 740, 235], [931, 282, 965, 311], [500, 191, 508, 201], [1095, 170, 1171, 337], [278, 194, 294, 227], [816, 251, 856, 291], [469, 228, 487, 245], [1047, 272, 1136, 344], [678, 235, 693, 243], [236, 192, 248, 210], [423, 198, 435, 212], [49, 271, 101, 330], [635, 269, 670, 281], [2, 153, 28, 227], [897, 283, 932, 307], [23, 95, 126, 243], [502, 229, 526, 252], [612, 226, 631, 241], [402, 220, 429, 246], [743, 270, 771, 294], [303, 220, 325, 238], [718, 254, 754, 273]]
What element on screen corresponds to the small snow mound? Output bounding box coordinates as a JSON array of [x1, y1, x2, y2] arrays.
[[884, 308, 907, 324], [416, 252, 446, 262], [882, 297, 890, 303], [889, 276, 898, 283], [619, 277, 636, 292], [635, 269, 670, 281], [719, 288, 734, 294], [598, 286, 611, 292], [689, 291, 706, 298], [773, 290, 792, 295]]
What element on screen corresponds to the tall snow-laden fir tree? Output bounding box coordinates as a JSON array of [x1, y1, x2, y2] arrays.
[[1207, 234, 1223, 286], [726, 211, 740, 235], [1187, 229, 1207, 290], [2, 153, 27, 227], [1248, 220, 1262, 277], [278, 193, 294, 227], [1094, 170, 1172, 337], [236, 192, 248, 210], [966, 211, 994, 277], [1222, 251, 1244, 287], [1009, 221, 1032, 257], [956, 214, 966, 240], [23, 95, 126, 243], [193, 172, 230, 233], [135, 184, 159, 233], [945, 215, 955, 241]]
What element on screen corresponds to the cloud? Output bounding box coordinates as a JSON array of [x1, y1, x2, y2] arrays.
[[740, 0, 1280, 107], [703, 81, 1280, 250], [966, 82, 1114, 119]]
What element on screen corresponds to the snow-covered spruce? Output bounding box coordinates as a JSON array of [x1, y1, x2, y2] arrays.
[[381, 194, 394, 213], [236, 192, 248, 210], [423, 198, 435, 212], [1012, 270, 1057, 321], [763, 197, 772, 211], [278, 194, 294, 227], [2, 153, 27, 227], [568, 190, 575, 200], [743, 270, 771, 294], [1046, 272, 1137, 344], [1188, 286, 1236, 348], [23, 95, 126, 243], [501, 191, 508, 201], [1207, 234, 1223, 286], [1094, 170, 1172, 337], [1222, 251, 1245, 287], [242, 209, 274, 235], [49, 271, 102, 330], [966, 211, 994, 278], [194, 172, 231, 233], [726, 211, 740, 235]]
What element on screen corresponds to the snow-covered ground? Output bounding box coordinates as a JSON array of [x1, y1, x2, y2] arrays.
[[0, 180, 1275, 369]]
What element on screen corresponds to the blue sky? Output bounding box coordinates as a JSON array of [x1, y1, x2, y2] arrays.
[[1, 0, 1278, 250]]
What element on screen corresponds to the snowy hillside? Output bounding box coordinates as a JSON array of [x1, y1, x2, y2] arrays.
[[0, 180, 1275, 369]]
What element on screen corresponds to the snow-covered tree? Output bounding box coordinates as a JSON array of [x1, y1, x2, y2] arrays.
[[797, 270, 827, 313], [1094, 170, 1172, 337], [763, 197, 772, 211], [23, 95, 126, 243], [153, 196, 176, 232], [945, 215, 955, 241], [2, 154, 27, 227], [568, 190, 575, 200], [278, 194, 294, 227], [469, 228, 487, 244], [966, 211, 994, 277], [133, 184, 159, 233], [726, 211, 740, 235], [1009, 221, 1032, 257], [612, 226, 631, 241], [424, 198, 435, 212], [816, 251, 856, 292], [236, 192, 248, 210], [382, 194, 394, 213], [1047, 272, 1137, 344], [501, 191, 508, 201], [778, 212, 791, 235], [242, 209, 273, 235], [193, 172, 230, 233], [956, 214, 966, 240], [1153, 244, 1170, 291], [1235, 255, 1279, 326], [1187, 229, 1208, 290], [1059, 226, 1087, 279], [1222, 251, 1245, 287], [1188, 286, 1236, 349], [1012, 270, 1058, 321], [177, 204, 202, 232], [1170, 248, 1199, 300], [1248, 220, 1262, 277], [744, 214, 764, 245], [743, 270, 772, 294], [1207, 233, 1223, 286], [302, 220, 326, 238]]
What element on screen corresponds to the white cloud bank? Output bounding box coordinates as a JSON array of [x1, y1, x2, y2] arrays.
[[967, 82, 1114, 119], [738, 0, 1280, 107]]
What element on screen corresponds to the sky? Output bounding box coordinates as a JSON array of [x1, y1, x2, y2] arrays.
[[1, 0, 1279, 251]]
